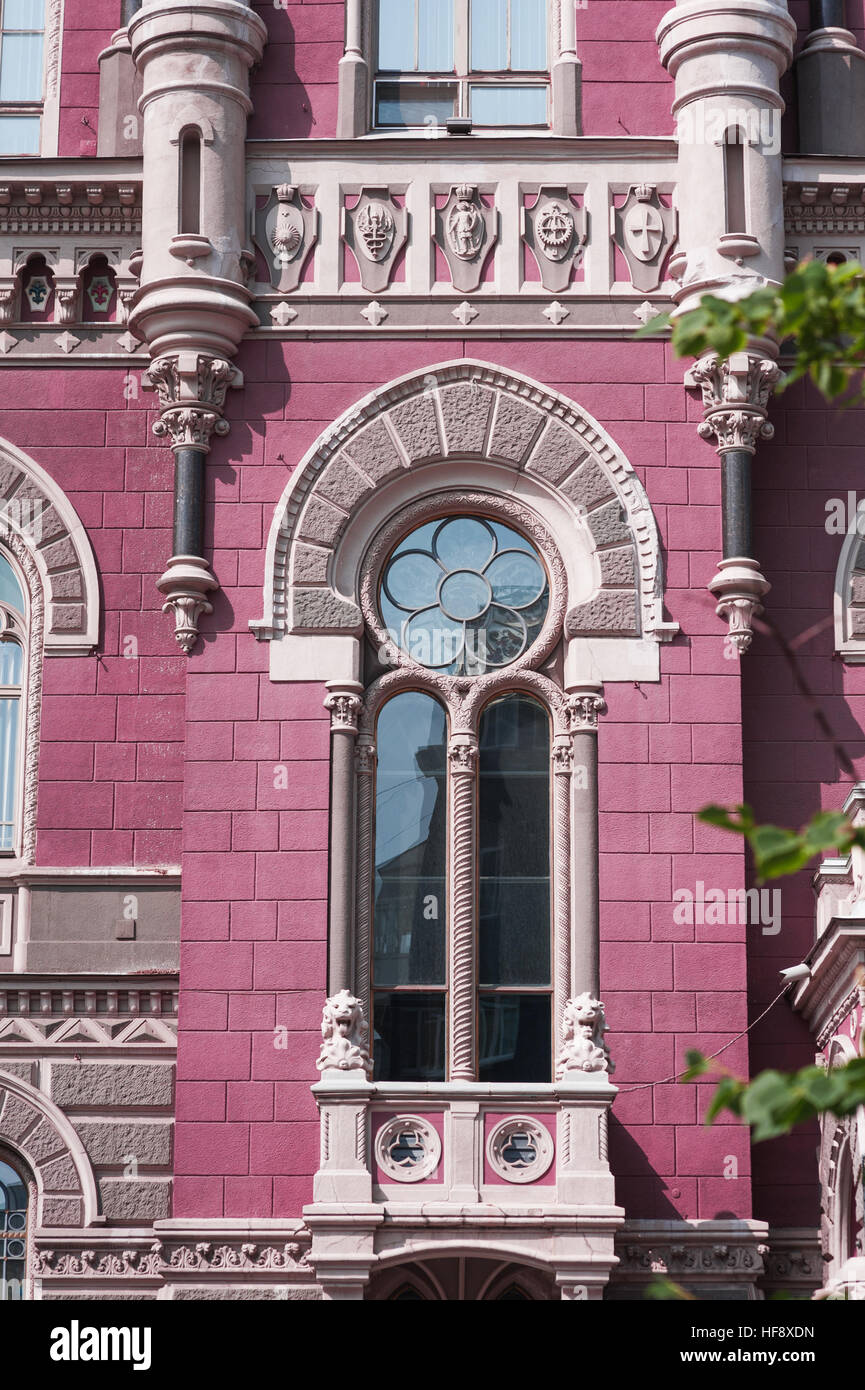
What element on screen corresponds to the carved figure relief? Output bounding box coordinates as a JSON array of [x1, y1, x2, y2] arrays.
[[524, 187, 587, 293], [555, 993, 614, 1077], [612, 184, 677, 293], [343, 187, 407, 294], [435, 184, 497, 293], [253, 183, 317, 294]]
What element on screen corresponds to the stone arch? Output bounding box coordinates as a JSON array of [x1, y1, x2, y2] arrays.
[[253, 360, 675, 673], [0, 437, 99, 654], [835, 525, 865, 661], [0, 1069, 100, 1227]]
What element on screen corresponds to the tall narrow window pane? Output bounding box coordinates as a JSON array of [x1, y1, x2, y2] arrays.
[[418, 0, 453, 71], [0, 114, 38, 154], [373, 692, 448, 1082], [724, 133, 747, 235], [0, 1158, 28, 1300], [510, 0, 546, 69], [4, 0, 44, 28], [0, 33, 43, 100], [478, 694, 551, 1082], [378, 0, 415, 71], [0, 696, 19, 850], [0, 554, 23, 612], [180, 130, 201, 236], [471, 0, 507, 71]]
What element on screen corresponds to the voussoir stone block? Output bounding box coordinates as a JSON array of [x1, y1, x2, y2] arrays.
[[0, 1091, 38, 1142], [99, 1178, 172, 1222], [25, 1117, 65, 1164], [51, 1063, 174, 1109], [852, 609, 865, 637], [439, 383, 494, 456], [49, 570, 84, 601], [850, 574, 865, 603], [77, 1120, 172, 1167], [0, 461, 23, 495], [389, 394, 442, 463], [561, 458, 616, 511], [40, 536, 78, 570], [50, 604, 85, 632], [292, 588, 362, 633], [566, 591, 638, 636], [489, 393, 543, 464], [297, 495, 349, 547], [315, 456, 374, 513], [41, 1196, 83, 1227], [598, 545, 637, 588], [343, 419, 406, 484], [39, 1153, 81, 1192], [526, 421, 588, 485], [291, 543, 331, 585], [586, 499, 632, 549]]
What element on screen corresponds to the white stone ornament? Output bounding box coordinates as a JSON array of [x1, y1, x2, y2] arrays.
[[613, 184, 677, 293], [487, 1117, 554, 1183], [543, 301, 569, 326], [452, 300, 478, 326], [270, 302, 298, 327], [374, 1116, 441, 1182], [253, 183, 317, 294], [316, 990, 372, 1076], [524, 187, 587, 293], [361, 300, 388, 326], [555, 993, 614, 1078], [436, 184, 497, 293], [344, 187, 407, 294]]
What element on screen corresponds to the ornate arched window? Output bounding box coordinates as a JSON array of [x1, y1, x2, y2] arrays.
[[0, 1154, 29, 1300], [0, 550, 26, 854], [357, 503, 583, 1084]]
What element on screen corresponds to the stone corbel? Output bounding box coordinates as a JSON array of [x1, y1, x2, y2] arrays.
[[146, 351, 240, 451], [690, 350, 781, 655]]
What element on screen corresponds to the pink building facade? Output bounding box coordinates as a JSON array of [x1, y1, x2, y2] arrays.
[[0, 0, 862, 1300]]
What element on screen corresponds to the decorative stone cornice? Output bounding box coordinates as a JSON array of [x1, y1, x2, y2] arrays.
[[145, 352, 239, 453], [691, 351, 781, 456], [613, 1219, 770, 1289]]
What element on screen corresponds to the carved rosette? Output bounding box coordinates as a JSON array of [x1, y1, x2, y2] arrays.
[[146, 352, 239, 454], [317, 989, 372, 1077], [691, 351, 781, 455]]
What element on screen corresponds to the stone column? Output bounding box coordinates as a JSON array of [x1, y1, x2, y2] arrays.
[[448, 735, 478, 1081], [796, 1, 865, 157], [324, 683, 364, 997], [353, 737, 376, 1012], [552, 0, 582, 137], [566, 685, 605, 1000], [337, 0, 370, 138], [691, 352, 780, 653]]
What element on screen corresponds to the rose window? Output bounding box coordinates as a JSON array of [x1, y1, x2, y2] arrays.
[[374, 1115, 442, 1183], [487, 1117, 554, 1184], [379, 516, 550, 675]]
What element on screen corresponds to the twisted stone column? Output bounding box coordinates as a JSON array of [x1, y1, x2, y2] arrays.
[[566, 685, 606, 1000], [448, 736, 478, 1081]]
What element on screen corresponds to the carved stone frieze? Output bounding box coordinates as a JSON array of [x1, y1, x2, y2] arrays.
[[253, 183, 317, 293], [435, 185, 497, 293], [344, 187, 407, 294], [524, 187, 587, 293], [613, 184, 676, 293]]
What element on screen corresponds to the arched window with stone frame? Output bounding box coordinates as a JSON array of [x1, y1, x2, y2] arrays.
[[0, 1147, 32, 1300], [0, 546, 30, 857]]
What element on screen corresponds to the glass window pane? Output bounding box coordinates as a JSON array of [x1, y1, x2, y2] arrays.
[[3, 0, 44, 29], [0, 639, 22, 686], [418, 0, 453, 71], [478, 993, 551, 1081], [470, 83, 547, 125], [478, 695, 550, 986], [373, 991, 446, 1081], [0, 33, 43, 100], [374, 693, 447, 987], [511, 0, 546, 69], [377, 0, 415, 70], [0, 695, 19, 846], [375, 81, 457, 127], [0, 1158, 27, 1300], [0, 114, 38, 154], [0, 555, 24, 612], [471, 0, 507, 71]]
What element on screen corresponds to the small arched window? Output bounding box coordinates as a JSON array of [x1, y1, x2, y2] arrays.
[[0, 1155, 29, 1300], [723, 127, 747, 235], [179, 128, 202, 236], [0, 550, 25, 853]]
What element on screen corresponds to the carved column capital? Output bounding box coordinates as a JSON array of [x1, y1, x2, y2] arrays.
[[566, 687, 607, 733], [448, 740, 479, 775], [354, 740, 376, 776], [145, 351, 240, 453], [324, 681, 364, 735], [691, 351, 781, 455]]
